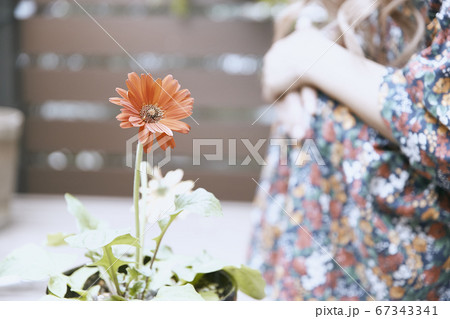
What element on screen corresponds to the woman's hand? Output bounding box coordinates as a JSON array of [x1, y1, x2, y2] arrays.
[[262, 28, 328, 102], [275, 90, 317, 140], [262, 25, 396, 142]]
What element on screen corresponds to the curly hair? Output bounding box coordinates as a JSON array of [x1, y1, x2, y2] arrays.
[[274, 0, 425, 67]]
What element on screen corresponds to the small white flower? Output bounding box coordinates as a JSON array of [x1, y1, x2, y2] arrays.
[[301, 251, 331, 290], [348, 207, 360, 228], [140, 167, 194, 226], [319, 194, 330, 212], [343, 161, 362, 183], [388, 243, 398, 255], [369, 177, 394, 198], [395, 219, 414, 243], [361, 142, 380, 163], [437, 106, 450, 126], [418, 132, 427, 150], [365, 268, 388, 300], [393, 89, 412, 113], [401, 133, 421, 163], [389, 171, 409, 190]]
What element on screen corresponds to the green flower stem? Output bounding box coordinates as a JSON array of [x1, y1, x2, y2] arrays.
[[139, 161, 149, 262], [144, 213, 180, 299], [133, 142, 144, 267], [103, 246, 122, 296], [149, 212, 181, 270]]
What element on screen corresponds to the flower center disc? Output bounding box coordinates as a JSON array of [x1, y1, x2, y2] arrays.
[[140, 105, 164, 123]]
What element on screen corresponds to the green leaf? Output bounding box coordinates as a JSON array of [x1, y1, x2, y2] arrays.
[[172, 264, 197, 282], [148, 267, 173, 291], [68, 266, 99, 291], [65, 193, 102, 232], [92, 247, 129, 276], [157, 216, 171, 231], [190, 251, 226, 275], [151, 255, 194, 282], [153, 284, 204, 301], [78, 232, 138, 297], [0, 244, 76, 281], [109, 233, 140, 247], [223, 265, 266, 300], [174, 188, 222, 217], [108, 295, 127, 301], [152, 252, 226, 283], [129, 281, 145, 297], [71, 285, 101, 301], [153, 245, 173, 260], [126, 267, 141, 282], [199, 290, 220, 301], [65, 230, 137, 251], [153, 213, 181, 244], [84, 250, 101, 262], [48, 274, 69, 298], [73, 285, 101, 301], [46, 232, 73, 247]]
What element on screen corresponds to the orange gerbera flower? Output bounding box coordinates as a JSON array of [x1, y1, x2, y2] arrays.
[[109, 72, 193, 152]]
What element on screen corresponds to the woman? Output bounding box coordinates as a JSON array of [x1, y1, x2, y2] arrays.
[[248, 0, 449, 300]]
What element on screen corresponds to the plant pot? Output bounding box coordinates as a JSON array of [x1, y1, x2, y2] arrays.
[[48, 267, 237, 301], [0, 107, 24, 228], [194, 270, 237, 301]]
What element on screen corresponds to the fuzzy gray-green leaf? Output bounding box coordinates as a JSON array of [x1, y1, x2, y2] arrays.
[[224, 265, 266, 300], [174, 188, 222, 217], [48, 274, 69, 298], [153, 284, 204, 301], [65, 193, 102, 231], [0, 244, 76, 281], [65, 229, 137, 250], [46, 232, 73, 247]]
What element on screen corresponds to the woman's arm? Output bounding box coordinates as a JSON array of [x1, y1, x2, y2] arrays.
[[262, 28, 396, 143]]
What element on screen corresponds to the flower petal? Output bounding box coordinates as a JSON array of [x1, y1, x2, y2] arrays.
[[129, 116, 144, 127], [159, 75, 181, 108], [116, 113, 129, 121], [119, 100, 140, 114], [152, 78, 163, 106], [142, 134, 154, 153], [164, 105, 193, 120], [120, 121, 133, 128], [116, 88, 128, 99], [140, 74, 149, 105], [162, 169, 184, 187], [127, 90, 143, 111], [138, 126, 150, 144], [146, 123, 157, 133], [109, 97, 123, 106], [160, 119, 190, 134], [153, 122, 173, 136], [127, 72, 144, 103], [173, 180, 194, 195], [156, 133, 176, 151], [143, 73, 155, 106]]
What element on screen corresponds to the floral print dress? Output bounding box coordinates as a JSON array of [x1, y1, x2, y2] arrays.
[[248, 0, 450, 300]]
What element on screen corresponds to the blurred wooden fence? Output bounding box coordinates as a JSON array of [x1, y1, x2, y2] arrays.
[[19, 0, 272, 201]]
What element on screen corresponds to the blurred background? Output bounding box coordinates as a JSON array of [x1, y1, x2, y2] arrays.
[[0, 0, 287, 203]]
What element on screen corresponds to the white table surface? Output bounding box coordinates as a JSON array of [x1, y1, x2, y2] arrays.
[[0, 194, 254, 301]]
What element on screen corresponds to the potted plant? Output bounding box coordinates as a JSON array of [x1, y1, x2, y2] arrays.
[[0, 73, 265, 301]]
